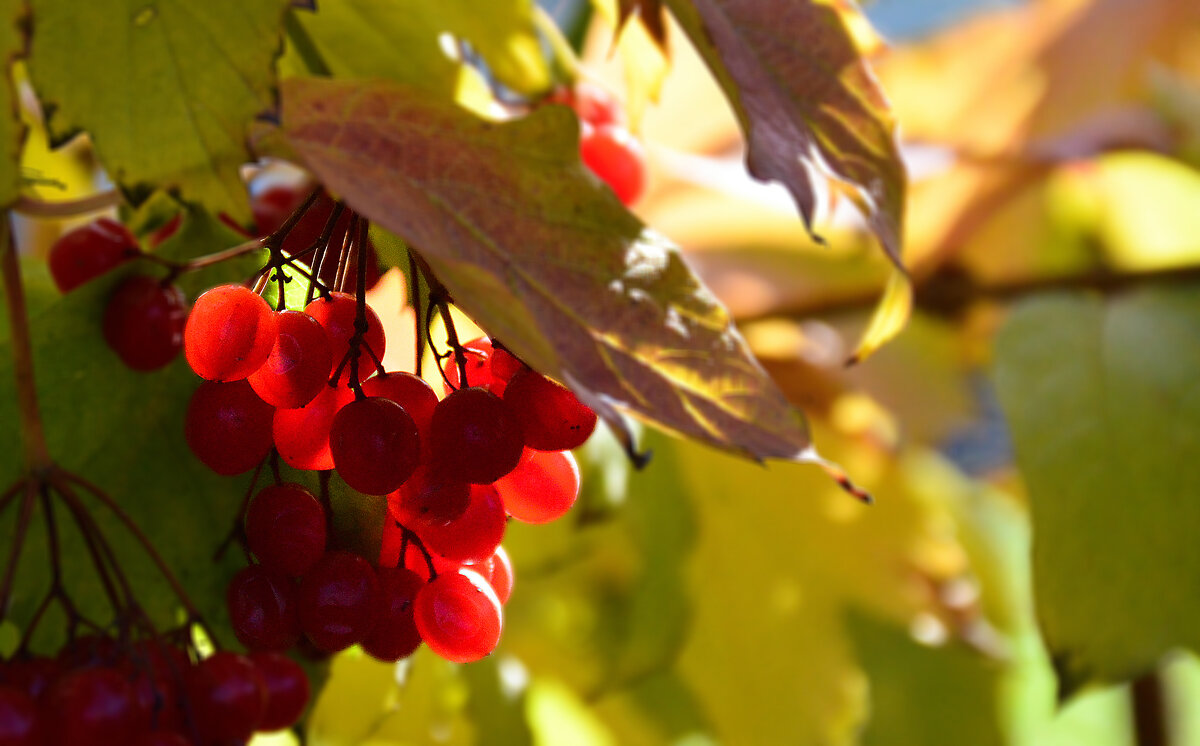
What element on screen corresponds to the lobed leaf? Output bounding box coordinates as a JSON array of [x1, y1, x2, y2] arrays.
[[662, 0, 907, 268], [27, 0, 290, 221], [280, 76, 820, 464], [994, 288, 1200, 695]]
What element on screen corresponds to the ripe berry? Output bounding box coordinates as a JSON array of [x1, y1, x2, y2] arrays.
[[362, 372, 438, 448], [227, 565, 302, 652], [0, 685, 40, 746], [503, 368, 597, 451], [102, 276, 188, 371], [184, 284, 278, 382], [413, 569, 503, 664], [304, 292, 385, 377], [297, 551, 381, 652], [272, 383, 355, 471], [361, 567, 425, 662], [329, 397, 420, 496], [133, 732, 191, 746], [184, 380, 274, 475], [549, 81, 625, 128], [486, 546, 514, 604], [429, 387, 523, 484], [440, 337, 496, 393], [0, 656, 62, 699], [245, 483, 327, 577], [494, 449, 581, 524], [48, 217, 138, 292], [185, 652, 266, 742], [247, 310, 333, 408], [41, 667, 142, 746], [389, 465, 470, 529], [580, 123, 647, 205], [417, 484, 506, 564], [248, 652, 309, 732]]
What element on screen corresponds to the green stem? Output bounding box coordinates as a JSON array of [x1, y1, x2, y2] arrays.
[[1, 215, 51, 473]]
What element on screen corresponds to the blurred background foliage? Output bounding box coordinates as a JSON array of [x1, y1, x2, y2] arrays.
[[11, 0, 1200, 743]]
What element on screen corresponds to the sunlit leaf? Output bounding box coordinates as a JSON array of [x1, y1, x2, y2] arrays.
[[848, 269, 912, 365], [994, 288, 1200, 695], [662, 0, 906, 267], [281, 76, 822, 464], [0, 0, 26, 207], [27, 0, 290, 221]]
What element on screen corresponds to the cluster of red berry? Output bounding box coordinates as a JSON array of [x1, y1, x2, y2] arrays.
[[552, 81, 648, 206], [0, 638, 307, 744]]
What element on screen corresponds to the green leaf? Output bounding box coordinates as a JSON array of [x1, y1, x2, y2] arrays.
[[282, 0, 548, 97], [280, 76, 817, 464], [849, 611, 1003, 746], [0, 0, 26, 206], [993, 288, 1200, 695], [662, 0, 907, 267], [27, 0, 290, 220]]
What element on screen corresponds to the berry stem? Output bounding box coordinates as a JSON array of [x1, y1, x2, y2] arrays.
[[305, 202, 346, 305], [407, 248, 426, 377], [0, 481, 37, 621], [0, 215, 52, 473], [54, 470, 220, 645], [12, 190, 122, 217]]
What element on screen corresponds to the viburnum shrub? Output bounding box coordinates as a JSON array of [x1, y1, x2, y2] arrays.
[[0, 1, 897, 739]]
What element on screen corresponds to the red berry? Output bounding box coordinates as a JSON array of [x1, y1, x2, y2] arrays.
[[120, 641, 190, 734], [252, 184, 310, 237], [413, 569, 503, 664], [297, 551, 381, 652], [362, 372, 438, 449], [580, 123, 647, 205], [429, 388, 524, 484], [48, 217, 138, 292], [272, 383, 355, 471], [503, 368, 597, 451], [247, 310, 333, 408], [494, 449, 581, 524], [482, 546, 514, 604], [489, 347, 525, 393], [227, 565, 302, 652], [184, 284, 278, 382], [389, 465, 470, 529], [245, 484, 327, 577], [102, 276, 188, 371], [329, 397, 421, 496], [184, 380, 274, 475], [41, 667, 142, 746], [361, 567, 425, 662], [0, 686, 40, 746], [247, 652, 309, 732], [417, 484, 506, 564], [185, 652, 266, 742], [132, 732, 191, 746], [0, 656, 62, 700], [440, 337, 495, 393], [304, 292, 385, 378]]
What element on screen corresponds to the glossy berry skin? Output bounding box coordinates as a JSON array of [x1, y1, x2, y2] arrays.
[[329, 397, 421, 496], [102, 276, 188, 371], [41, 667, 142, 746], [272, 383, 355, 471], [389, 465, 470, 529], [297, 551, 381, 652], [362, 372, 438, 449], [184, 380, 275, 475], [248, 652, 309, 732], [185, 652, 266, 743], [247, 310, 333, 408], [184, 284, 278, 382], [245, 483, 327, 577], [440, 337, 495, 394], [48, 217, 138, 292], [304, 292, 385, 378], [429, 387, 524, 484], [503, 368, 597, 451], [418, 484, 506, 564], [0, 685, 40, 746], [361, 567, 425, 663], [580, 123, 647, 205], [120, 641, 190, 734], [0, 656, 62, 700], [494, 449, 581, 524], [227, 565, 302, 652], [413, 569, 503, 664]]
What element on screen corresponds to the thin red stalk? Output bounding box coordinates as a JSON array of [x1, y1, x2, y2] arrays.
[[0, 215, 51, 472]]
